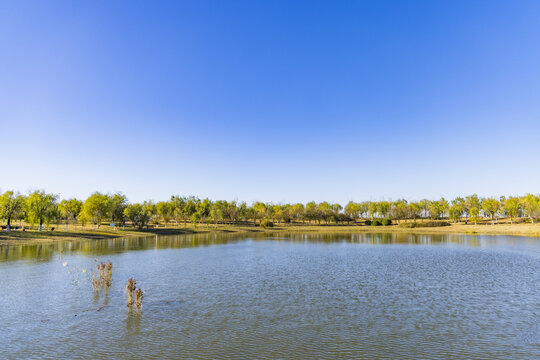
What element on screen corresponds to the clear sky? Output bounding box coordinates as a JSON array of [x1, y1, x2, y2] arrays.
[[1, 0, 539, 204]]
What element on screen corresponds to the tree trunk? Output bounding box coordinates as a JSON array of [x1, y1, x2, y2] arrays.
[[39, 218, 43, 232], [6, 218, 10, 232]]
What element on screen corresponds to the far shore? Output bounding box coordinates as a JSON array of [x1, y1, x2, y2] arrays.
[[1, 222, 539, 246]]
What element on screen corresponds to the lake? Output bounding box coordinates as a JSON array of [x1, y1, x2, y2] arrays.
[[0, 232, 538, 359]]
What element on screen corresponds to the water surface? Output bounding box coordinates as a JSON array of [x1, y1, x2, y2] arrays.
[[1, 232, 538, 359]]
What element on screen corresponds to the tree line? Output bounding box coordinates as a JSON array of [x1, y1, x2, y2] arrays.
[[1, 190, 540, 231]]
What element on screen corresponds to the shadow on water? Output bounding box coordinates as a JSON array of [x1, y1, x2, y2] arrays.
[[1, 231, 536, 263]]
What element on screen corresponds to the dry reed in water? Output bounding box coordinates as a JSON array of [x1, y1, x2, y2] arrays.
[[92, 260, 113, 294], [135, 288, 143, 309], [126, 278, 136, 307], [126, 278, 143, 310]]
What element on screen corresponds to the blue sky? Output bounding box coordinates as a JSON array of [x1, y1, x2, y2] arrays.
[[1, 0, 539, 204]]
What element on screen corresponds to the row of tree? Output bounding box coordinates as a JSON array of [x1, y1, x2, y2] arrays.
[[1, 190, 540, 231]]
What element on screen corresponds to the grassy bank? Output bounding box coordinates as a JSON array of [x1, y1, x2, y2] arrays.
[[0, 227, 199, 246], [1, 221, 539, 246]]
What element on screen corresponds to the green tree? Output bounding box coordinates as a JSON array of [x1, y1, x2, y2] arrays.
[[237, 201, 248, 224], [171, 195, 186, 225], [469, 206, 479, 224], [0, 191, 25, 231], [26, 190, 58, 231], [253, 202, 267, 225], [245, 205, 255, 225], [183, 197, 199, 227], [407, 202, 422, 222], [304, 202, 318, 223], [144, 200, 158, 222], [124, 203, 151, 229], [448, 205, 461, 223], [344, 201, 360, 224], [451, 197, 465, 222], [110, 193, 128, 227], [280, 204, 292, 224], [58, 198, 83, 230], [318, 202, 331, 224], [290, 203, 304, 223], [330, 203, 343, 223], [389, 199, 407, 223], [377, 201, 391, 219], [358, 202, 369, 219], [448, 197, 465, 223], [465, 194, 480, 220], [367, 202, 378, 219], [156, 201, 174, 224], [502, 197, 520, 224], [429, 198, 448, 220], [196, 198, 212, 228], [210, 201, 224, 228], [521, 194, 540, 224], [419, 199, 431, 219], [79, 192, 111, 229], [482, 198, 500, 225]]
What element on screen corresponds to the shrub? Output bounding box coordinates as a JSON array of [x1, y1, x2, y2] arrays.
[[398, 222, 416, 228], [373, 219, 382, 226], [260, 219, 274, 228], [382, 218, 392, 226], [398, 221, 450, 228], [364, 220, 372, 226]]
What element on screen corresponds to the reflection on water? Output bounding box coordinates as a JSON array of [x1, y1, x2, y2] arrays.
[[2, 231, 538, 262], [0, 233, 538, 359]]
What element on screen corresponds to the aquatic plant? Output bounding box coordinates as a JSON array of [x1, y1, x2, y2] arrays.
[[126, 277, 136, 307], [126, 278, 144, 310], [106, 262, 113, 283], [135, 288, 143, 309], [91, 260, 113, 293]]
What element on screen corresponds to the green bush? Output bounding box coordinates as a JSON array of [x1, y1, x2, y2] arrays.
[[260, 219, 274, 228], [398, 221, 450, 228], [373, 219, 382, 226], [382, 218, 392, 226], [364, 220, 372, 226], [398, 222, 416, 228]]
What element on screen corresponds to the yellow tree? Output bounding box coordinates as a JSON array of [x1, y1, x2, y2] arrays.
[[502, 197, 520, 224], [469, 207, 479, 224], [79, 192, 111, 229], [344, 201, 360, 224], [481, 198, 500, 225], [521, 194, 540, 224]]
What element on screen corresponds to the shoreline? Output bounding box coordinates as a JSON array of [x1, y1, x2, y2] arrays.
[[1, 223, 539, 246]]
